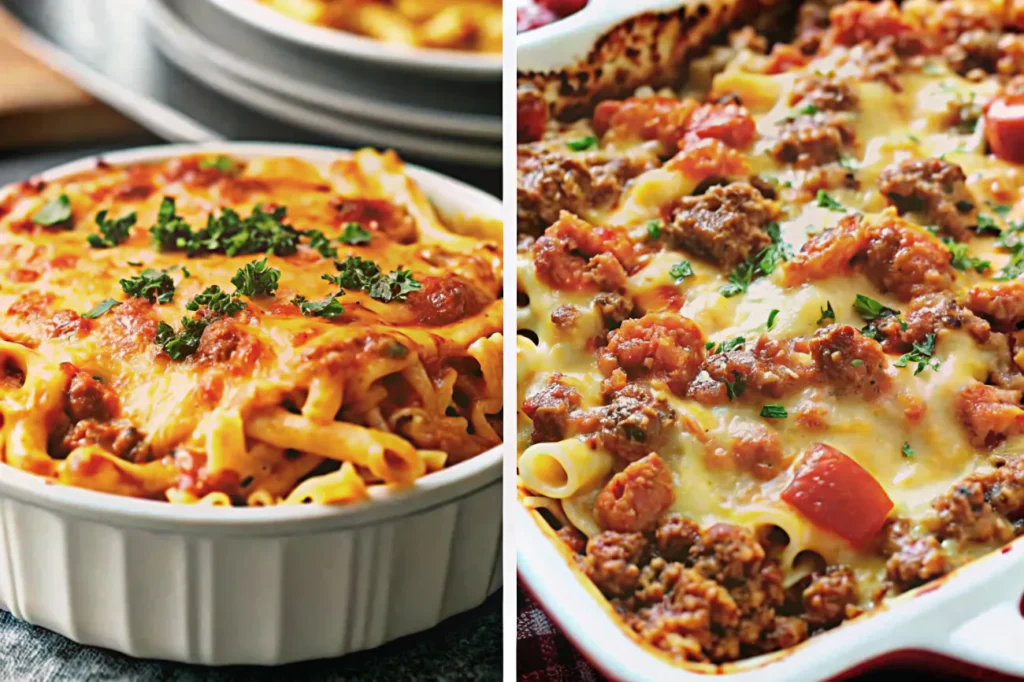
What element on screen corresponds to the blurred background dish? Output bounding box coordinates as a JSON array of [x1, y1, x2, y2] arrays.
[[210, 0, 501, 78], [0, 0, 501, 175]]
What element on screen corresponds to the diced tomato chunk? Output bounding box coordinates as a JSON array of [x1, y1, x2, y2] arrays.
[[986, 95, 1024, 165], [781, 443, 894, 549], [685, 103, 757, 149]]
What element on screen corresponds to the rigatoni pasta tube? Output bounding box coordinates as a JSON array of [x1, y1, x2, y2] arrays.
[[518, 438, 613, 499], [245, 408, 426, 484]]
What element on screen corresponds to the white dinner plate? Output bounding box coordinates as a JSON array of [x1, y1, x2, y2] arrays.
[[146, 7, 502, 168], [150, 0, 501, 140], [206, 0, 501, 81]]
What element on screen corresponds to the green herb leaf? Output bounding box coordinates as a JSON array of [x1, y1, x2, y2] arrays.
[[766, 309, 780, 330], [716, 336, 746, 354], [150, 199, 302, 257], [33, 194, 72, 226], [198, 155, 241, 173], [817, 301, 835, 325], [325, 256, 381, 290], [901, 441, 915, 458], [304, 230, 337, 259], [368, 266, 422, 303], [853, 294, 899, 321], [670, 260, 694, 282], [757, 223, 792, 275], [120, 267, 177, 304], [646, 220, 663, 241], [894, 333, 940, 375], [943, 237, 990, 273], [567, 136, 598, 152], [82, 298, 121, 319], [760, 404, 788, 419], [850, 359, 864, 367], [721, 260, 754, 297], [155, 318, 209, 360], [816, 190, 845, 212], [186, 285, 246, 317], [338, 223, 372, 245], [87, 210, 137, 248], [724, 370, 747, 400], [231, 258, 281, 297], [976, 214, 1001, 236], [291, 293, 345, 318]]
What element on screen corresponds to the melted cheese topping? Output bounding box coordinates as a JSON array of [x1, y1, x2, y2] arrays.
[[0, 149, 502, 505], [518, 38, 1024, 599]]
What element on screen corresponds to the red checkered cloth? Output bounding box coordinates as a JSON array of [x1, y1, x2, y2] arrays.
[[517, 584, 983, 681]]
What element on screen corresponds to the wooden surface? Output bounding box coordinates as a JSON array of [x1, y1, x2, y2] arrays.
[[0, 9, 144, 150]]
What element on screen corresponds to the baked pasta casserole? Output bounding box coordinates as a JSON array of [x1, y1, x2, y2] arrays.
[[0, 149, 502, 506], [517, 0, 1024, 664], [257, 0, 502, 53]]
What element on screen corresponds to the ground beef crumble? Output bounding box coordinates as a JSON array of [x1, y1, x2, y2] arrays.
[[577, 515, 864, 662]]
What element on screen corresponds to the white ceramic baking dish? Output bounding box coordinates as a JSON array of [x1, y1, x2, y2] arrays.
[[517, 1, 1024, 679], [0, 142, 503, 665]]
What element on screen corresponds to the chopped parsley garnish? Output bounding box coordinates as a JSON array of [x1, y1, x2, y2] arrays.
[[304, 230, 337, 258], [943, 238, 990, 273], [854, 293, 906, 339], [894, 333, 940, 375], [646, 220, 663, 241], [720, 224, 790, 297], [32, 194, 72, 226], [922, 63, 944, 75], [127, 260, 143, 266], [784, 103, 819, 121], [198, 155, 241, 173], [976, 214, 1001, 236], [291, 293, 345, 318], [987, 202, 1011, 216], [907, 134, 921, 144], [185, 285, 246, 317], [324, 257, 422, 303], [816, 190, 845, 212], [150, 198, 301, 257], [766, 309, 780, 330], [670, 260, 694, 282], [997, 221, 1024, 251], [120, 267, 177, 304], [338, 223, 372, 245], [995, 250, 1024, 281], [567, 136, 598, 152], [817, 301, 835, 325], [154, 318, 209, 361], [720, 260, 754, 297], [156, 284, 249, 360], [757, 223, 792, 275], [717, 336, 746, 353], [901, 442, 915, 458], [369, 266, 422, 303], [724, 371, 747, 400], [82, 298, 121, 319], [850, 359, 864, 367], [705, 341, 716, 351], [853, 294, 899, 321], [87, 210, 136, 248], [760, 404, 788, 419], [325, 256, 381, 290], [231, 258, 280, 297]]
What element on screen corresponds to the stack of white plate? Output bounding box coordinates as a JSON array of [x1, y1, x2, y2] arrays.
[[145, 0, 502, 167]]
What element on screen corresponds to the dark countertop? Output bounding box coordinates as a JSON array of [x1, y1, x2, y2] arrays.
[[0, 146, 502, 681]]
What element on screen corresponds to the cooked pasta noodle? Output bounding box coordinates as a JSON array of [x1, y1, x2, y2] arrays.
[[0, 148, 502, 505]]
